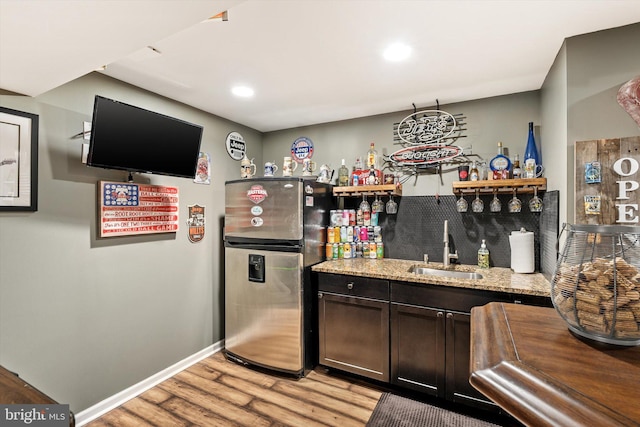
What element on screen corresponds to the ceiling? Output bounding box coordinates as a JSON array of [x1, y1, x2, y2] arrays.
[[2, 0, 640, 133]]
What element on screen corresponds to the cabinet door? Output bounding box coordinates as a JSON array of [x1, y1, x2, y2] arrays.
[[445, 311, 497, 411], [391, 303, 445, 397], [318, 292, 389, 382]]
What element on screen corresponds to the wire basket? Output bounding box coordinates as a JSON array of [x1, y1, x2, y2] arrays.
[[551, 224, 640, 346]]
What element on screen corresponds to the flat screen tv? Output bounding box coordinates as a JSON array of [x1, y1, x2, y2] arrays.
[[87, 95, 203, 179]]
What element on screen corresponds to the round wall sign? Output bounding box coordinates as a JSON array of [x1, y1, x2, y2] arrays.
[[291, 137, 314, 163], [225, 131, 246, 160]]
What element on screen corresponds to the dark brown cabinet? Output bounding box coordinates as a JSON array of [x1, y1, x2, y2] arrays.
[[390, 303, 444, 396], [390, 281, 515, 411], [317, 273, 390, 382], [316, 272, 552, 412]]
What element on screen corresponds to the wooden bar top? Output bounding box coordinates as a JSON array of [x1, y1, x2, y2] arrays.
[[470, 302, 640, 427]]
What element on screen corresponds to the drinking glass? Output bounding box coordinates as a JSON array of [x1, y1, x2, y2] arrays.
[[508, 188, 522, 213], [471, 190, 484, 213], [372, 195, 384, 213], [490, 190, 501, 212], [385, 196, 398, 214], [529, 186, 543, 212], [456, 194, 468, 213], [359, 194, 371, 214]]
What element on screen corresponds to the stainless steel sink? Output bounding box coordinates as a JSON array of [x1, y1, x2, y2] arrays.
[[409, 265, 484, 280]]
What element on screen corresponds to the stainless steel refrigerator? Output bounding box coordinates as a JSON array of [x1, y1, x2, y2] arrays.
[[223, 177, 332, 377]]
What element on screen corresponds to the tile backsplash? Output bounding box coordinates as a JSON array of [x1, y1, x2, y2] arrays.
[[343, 191, 559, 276]]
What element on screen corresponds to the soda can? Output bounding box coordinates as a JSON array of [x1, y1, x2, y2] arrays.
[[329, 210, 338, 227], [325, 243, 333, 260], [338, 243, 344, 259], [362, 242, 370, 258], [373, 226, 382, 241], [343, 242, 351, 259], [332, 243, 338, 260], [340, 226, 347, 243], [371, 212, 378, 226], [359, 226, 368, 242], [369, 242, 377, 259], [335, 210, 343, 227], [327, 227, 335, 243], [363, 210, 371, 226], [349, 209, 356, 226], [353, 226, 360, 242], [347, 226, 354, 242], [376, 242, 384, 259], [356, 209, 364, 226], [342, 209, 350, 225], [356, 242, 363, 258], [333, 226, 341, 243]]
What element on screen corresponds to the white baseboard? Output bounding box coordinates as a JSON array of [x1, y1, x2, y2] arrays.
[[75, 340, 224, 426]]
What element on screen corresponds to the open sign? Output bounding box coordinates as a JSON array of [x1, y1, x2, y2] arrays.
[[614, 157, 639, 223]]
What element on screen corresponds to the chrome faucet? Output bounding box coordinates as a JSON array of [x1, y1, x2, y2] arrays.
[[443, 220, 458, 268]]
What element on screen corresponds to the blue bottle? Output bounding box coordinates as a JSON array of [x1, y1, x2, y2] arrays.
[[524, 122, 539, 166]]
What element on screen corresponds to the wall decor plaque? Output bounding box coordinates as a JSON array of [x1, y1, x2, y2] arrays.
[[99, 181, 179, 237], [575, 137, 640, 224]]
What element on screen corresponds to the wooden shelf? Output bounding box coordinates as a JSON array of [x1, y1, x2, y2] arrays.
[[333, 184, 402, 197], [452, 178, 546, 195]]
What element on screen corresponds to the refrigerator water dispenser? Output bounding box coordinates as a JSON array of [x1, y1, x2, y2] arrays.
[[248, 254, 265, 282]]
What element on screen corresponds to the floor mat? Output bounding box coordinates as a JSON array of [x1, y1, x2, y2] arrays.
[[366, 393, 502, 427]]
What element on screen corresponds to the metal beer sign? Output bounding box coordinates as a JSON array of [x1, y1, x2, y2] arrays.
[[187, 204, 205, 243], [390, 109, 463, 167], [291, 137, 314, 163]]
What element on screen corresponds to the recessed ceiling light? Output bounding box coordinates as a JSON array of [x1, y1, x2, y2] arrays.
[[232, 86, 254, 98], [383, 43, 412, 62]]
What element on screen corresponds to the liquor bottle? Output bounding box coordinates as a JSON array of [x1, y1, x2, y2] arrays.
[[512, 154, 522, 179], [353, 157, 363, 186], [524, 122, 539, 166], [366, 166, 377, 185], [489, 142, 511, 180], [469, 161, 479, 181], [338, 159, 349, 186], [351, 166, 358, 186], [366, 142, 378, 170]]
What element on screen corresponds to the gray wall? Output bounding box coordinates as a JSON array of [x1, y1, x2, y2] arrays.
[[0, 73, 262, 412], [566, 23, 640, 223], [541, 43, 568, 228], [263, 92, 541, 196]]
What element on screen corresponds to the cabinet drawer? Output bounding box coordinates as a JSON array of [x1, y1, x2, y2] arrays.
[[391, 281, 510, 313], [318, 273, 389, 300]]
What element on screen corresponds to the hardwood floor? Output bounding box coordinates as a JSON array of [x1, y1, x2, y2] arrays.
[[84, 351, 386, 427]]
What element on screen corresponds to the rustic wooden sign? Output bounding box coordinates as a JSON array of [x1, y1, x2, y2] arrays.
[[574, 137, 640, 225]]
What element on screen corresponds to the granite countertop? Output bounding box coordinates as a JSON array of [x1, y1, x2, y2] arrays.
[[312, 258, 551, 297]]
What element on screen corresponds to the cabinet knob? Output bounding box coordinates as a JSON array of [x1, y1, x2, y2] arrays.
[[318, 292, 323, 299], [437, 312, 444, 318], [446, 313, 453, 319], [347, 282, 354, 290]]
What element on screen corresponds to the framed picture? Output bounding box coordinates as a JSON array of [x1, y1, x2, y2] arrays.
[[0, 107, 38, 211]]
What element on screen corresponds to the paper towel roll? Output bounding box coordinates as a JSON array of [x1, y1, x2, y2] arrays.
[[509, 230, 535, 273]]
